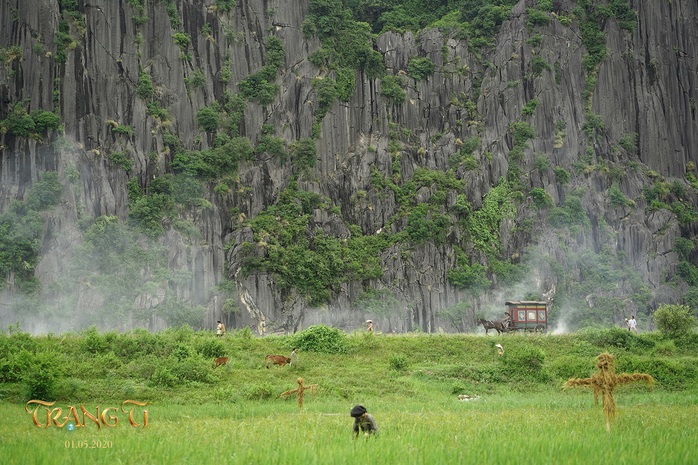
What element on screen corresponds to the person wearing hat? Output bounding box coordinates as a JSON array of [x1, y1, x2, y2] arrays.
[[350, 404, 378, 438]]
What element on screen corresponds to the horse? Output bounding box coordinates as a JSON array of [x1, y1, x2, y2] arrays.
[[476, 318, 506, 335]]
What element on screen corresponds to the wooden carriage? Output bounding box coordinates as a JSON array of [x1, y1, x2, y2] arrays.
[[505, 300, 548, 333]]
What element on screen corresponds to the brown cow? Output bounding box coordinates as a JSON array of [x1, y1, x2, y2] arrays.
[[213, 356, 229, 368], [265, 354, 292, 368]]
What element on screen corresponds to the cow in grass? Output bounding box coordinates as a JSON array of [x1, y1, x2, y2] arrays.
[[265, 348, 296, 368], [213, 356, 229, 368], [265, 354, 291, 368]]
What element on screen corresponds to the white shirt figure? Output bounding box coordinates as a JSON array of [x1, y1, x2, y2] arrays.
[[628, 316, 637, 333]]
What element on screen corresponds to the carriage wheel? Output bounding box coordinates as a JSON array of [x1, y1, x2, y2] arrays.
[[534, 325, 546, 333]]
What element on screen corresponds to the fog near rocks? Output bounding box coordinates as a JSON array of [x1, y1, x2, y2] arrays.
[[1, 1, 697, 335]]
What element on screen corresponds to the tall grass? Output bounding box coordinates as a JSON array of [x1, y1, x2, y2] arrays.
[[1, 327, 697, 463], [2, 391, 695, 464]]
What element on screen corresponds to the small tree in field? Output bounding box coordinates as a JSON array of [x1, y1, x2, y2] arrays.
[[653, 304, 697, 338]]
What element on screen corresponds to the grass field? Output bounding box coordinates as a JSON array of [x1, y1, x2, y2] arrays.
[[2, 391, 696, 465], [1, 328, 697, 464]]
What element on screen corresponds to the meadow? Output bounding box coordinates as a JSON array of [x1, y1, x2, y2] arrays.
[[1, 326, 697, 464]]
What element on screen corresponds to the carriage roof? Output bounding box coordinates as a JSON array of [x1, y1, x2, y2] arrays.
[[505, 300, 547, 306]]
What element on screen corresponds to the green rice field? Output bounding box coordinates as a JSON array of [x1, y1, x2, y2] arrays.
[[1, 391, 696, 465], [1, 328, 697, 464]]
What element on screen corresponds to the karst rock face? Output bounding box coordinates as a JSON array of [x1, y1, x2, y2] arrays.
[[0, 0, 696, 334]]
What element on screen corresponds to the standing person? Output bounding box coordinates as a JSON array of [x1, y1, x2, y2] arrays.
[[628, 315, 638, 334], [216, 320, 226, 337], [350, 404, 378, 438], [366, 320, 373, 332]]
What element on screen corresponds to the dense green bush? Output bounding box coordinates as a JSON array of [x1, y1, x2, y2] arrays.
[[114, 329, 164, 359], [172, 32, 191, 50], [526, 8, 550, 28], [31, 110, 60, 132], [0, 349, 32, 383], [196, 338, 226, 358], [109, 150, 133, 171], [3, 103, 35, 137], [136, 71, 156, 100], [335, 67, 356, 101], [389, 353, 409, 371], [128, 192, 174, 237], [292, 325, 349, 354], [617, 356, 697, 389], [238, 75, 278, 105], [171, 174, 205, 207], [173, 343, 192, 361], [548, 193, 590, 228], [554, 166, 571, 184], [531, 55, 550, 76], [653, 304, 697, 338], [238, 36, 284, 105], [82, 327, 107, 354], [501, 345, 548, 381], [407, 57, 435, 80], [255, 128, 287, 162], [313, 77, 339, 120], [380, 75, 406, 104], [169, 355, 216, 384], [548, 355, 594, 380], [304, 1, 384, 79], [196, 106, 221, 132], [405, 204, 450, 244], [460, 0, 519, 49], [529, 187, 553, 208], [150, 366, 178, 387], [25, 171, 63, 211], [23, 351, 63, 400], [577, 327, 656, 351], [510, 121, 535, 146], [609, 183, 632, 207], [448, 252, 489, 289], [289, 138, 317, 170]]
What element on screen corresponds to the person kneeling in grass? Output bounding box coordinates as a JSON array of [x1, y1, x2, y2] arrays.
[[350, 405, 378, 438]]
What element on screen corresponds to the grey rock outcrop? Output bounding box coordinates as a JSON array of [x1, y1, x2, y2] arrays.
[[0, 0, 696, 334]]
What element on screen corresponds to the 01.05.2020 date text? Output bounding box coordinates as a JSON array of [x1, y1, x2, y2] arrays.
[[65, 440, 113, 449]]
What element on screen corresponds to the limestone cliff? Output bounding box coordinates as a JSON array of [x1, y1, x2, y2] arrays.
[[0, 0, 696, 334]]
